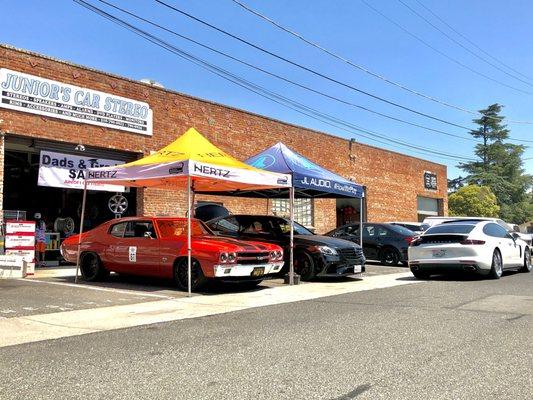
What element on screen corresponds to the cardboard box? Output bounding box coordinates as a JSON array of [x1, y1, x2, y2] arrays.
[[0, 255, 27, 279], [6, 221, 35, 234]]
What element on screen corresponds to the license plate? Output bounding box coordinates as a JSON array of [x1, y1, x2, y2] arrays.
[[354, 265, 362, 273], [432, 249, 446, 258], [251, 267, 265, 277]]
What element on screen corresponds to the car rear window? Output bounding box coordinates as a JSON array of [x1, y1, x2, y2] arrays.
[[425, 224, 476, 235], [157, 219, 210, 238], [389, 224, 415, 236]]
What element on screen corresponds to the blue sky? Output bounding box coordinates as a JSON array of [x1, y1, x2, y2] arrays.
[[2, 0, 532, 179]]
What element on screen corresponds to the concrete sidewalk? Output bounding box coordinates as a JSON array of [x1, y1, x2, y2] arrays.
[[0, 271, 421, 348]]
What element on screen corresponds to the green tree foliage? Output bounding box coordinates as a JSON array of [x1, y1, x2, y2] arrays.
[[449, 185, 500, 217], [458, 104, 533, 224]]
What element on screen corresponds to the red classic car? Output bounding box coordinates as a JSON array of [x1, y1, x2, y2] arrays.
[[61, 216, 284, 291]]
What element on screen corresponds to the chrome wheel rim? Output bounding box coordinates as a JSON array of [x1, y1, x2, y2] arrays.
[[494, 252, 503, 276], [526, 251, 532, 271]]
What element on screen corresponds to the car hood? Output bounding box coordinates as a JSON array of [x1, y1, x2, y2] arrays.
[[295, 234, 361, 249], [193, 235, 278, 252]]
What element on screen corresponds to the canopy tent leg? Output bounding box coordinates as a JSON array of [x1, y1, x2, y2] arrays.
[[289, 186, 295, 285], [187, 176, 192, 297], [74, 179, 88, 284], [359, 191, 364, 264]]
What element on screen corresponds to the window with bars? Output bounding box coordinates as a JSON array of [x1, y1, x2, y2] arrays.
[[271, 198, 314, 227]]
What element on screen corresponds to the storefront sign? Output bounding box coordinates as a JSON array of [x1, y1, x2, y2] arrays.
[[38, 150, 125, 192], [0, 68, 153, 135], [424, 172, 438, 190]]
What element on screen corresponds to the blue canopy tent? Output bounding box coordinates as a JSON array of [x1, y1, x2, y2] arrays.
[[198, 142, 365, 284]]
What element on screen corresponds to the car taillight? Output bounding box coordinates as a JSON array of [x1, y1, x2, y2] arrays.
[[460, 239, 486, 245], [404, 236, 414, 245]]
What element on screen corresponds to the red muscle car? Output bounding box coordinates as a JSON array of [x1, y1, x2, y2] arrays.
[[61, 216, 284, 291]]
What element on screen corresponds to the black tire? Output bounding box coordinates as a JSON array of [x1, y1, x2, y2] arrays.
[[411, 269, 430, 279], [519, 248, 531, 273], [174, 258, 207, 292], [380, 247, 400, 266], [294, 251, 316, 281], [80, 252, 109, 281], [488, 250, 503, 279]]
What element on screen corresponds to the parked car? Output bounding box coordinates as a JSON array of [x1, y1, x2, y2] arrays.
[[326, 223, 414, 266], [61, 216, 285, 291], [206, 215, 365, 280], [388, 221, 429, 236], [408, 220, 531, 279]]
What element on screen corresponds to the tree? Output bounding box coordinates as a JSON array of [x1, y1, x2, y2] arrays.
[[448, 185, 500, 217], [458, 104, 533, 224]]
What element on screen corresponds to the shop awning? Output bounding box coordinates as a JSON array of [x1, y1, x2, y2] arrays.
[[85, 128, 291, 191]]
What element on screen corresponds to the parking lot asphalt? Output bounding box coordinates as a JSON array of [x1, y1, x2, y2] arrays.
[[0, 266, 531, 399]]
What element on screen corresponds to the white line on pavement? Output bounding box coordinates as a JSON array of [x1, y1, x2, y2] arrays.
[[17, 278, 176, 299], [1, 272, 423, 348]]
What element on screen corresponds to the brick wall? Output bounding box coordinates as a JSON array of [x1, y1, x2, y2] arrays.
[[0, 45, 447, 233]]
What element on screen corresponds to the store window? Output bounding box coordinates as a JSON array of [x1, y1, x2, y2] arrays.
[[271, 198, 314, 227]]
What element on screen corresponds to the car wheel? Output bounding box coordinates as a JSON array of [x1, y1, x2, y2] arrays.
[[80, 252, 109, 281], [294, 251, 315, 280], [380, 247, 400, 266], [488, 250, 503, 279], [174, 258, 207, 292], [519, 248, 531, 273], [411, 269, 430, 279]]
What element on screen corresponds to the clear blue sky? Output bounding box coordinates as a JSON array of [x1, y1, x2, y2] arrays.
[[2, 0, 532, 180]]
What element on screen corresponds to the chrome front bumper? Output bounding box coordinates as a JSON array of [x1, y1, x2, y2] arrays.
[[213, 262, 284, 277]]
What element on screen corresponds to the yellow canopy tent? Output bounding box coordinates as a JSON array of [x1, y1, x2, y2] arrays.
[[76, 128, 292, 296]]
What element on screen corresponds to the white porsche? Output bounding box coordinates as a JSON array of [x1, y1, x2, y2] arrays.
[[408, 220, 531, 279]]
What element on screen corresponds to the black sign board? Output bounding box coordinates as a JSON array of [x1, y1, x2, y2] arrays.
[[424, 172, 438, 190]]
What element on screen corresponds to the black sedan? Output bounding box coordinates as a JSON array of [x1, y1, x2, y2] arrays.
[[326, 223, 415, 266], [206, 215, 365, 280]]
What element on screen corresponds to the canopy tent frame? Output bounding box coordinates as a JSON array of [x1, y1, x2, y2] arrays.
[[196, 142, 365, 284], [73, 128, 291, 296]]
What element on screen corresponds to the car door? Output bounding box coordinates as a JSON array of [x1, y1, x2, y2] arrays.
[[112, 220, 160, 276], [486, 223, 517, 266], [362, 224, 380, 260]]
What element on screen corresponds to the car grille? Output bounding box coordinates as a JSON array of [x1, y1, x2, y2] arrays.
[[339, 247, 364, 264], [236, 251, 271, 265]]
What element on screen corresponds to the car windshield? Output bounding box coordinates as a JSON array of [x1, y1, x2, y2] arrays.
[[156, 219, 212, 238], [278, 219, 314, 236], [425, 224, 476, 235]]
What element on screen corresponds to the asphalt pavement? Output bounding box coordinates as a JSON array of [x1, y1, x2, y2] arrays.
[[0, 268, 531, 399]]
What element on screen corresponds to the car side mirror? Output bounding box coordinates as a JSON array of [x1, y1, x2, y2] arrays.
[[511, 232, 520, 240]]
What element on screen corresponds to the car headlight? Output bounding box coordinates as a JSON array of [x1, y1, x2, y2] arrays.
[[219, 252, 228, 263], [315, 246, 338, 255], [227, 252, 237, 263]]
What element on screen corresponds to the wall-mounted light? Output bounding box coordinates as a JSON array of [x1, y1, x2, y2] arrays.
[[75, 144, 86, 152]]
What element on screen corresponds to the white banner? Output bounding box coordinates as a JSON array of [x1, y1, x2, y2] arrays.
[[0, 68, 153, 135], [38, 150, 125, 192]]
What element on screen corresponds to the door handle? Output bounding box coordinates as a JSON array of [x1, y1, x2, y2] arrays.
[[162, 257, 168, 262]]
